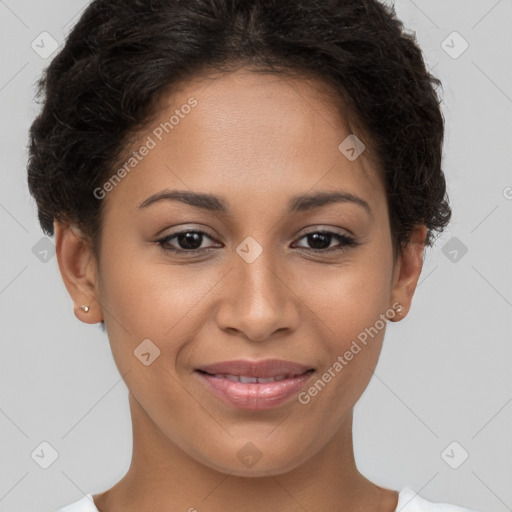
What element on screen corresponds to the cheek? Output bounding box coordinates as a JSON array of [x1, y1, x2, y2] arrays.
[[294, 249, 393, 407], [97, 239, 225, 365], [297, 251, 393, 336], [297, 287, 390, 430]]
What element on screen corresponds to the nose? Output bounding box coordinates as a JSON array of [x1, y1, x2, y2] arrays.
[[214, 248, 300, 342]]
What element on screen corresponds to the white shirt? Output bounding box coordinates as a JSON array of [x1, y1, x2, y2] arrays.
[[54, 487, 481, 511]]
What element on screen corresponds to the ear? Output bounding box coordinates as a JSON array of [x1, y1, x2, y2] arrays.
[[389, 225, 427, 322], [54, 219, 103, 324]]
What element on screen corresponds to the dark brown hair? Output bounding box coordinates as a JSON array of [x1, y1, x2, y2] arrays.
[[27, 0, 451, 261]]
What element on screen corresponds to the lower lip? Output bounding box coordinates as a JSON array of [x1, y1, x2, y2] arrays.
[[195, 370, 314, 410]]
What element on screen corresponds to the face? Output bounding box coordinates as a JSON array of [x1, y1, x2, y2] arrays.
[[57, 68, 424, 478]]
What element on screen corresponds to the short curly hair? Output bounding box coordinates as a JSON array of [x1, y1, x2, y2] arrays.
[[27, 0, 451, 261]]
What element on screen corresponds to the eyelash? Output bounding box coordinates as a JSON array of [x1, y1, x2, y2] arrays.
[[155, 229, 359, 256]]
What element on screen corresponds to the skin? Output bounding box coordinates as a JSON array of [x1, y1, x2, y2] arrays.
[[54, 68, 426, 512]]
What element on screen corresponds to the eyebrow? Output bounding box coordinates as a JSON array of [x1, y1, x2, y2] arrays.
[[138, 189, 372, 216]]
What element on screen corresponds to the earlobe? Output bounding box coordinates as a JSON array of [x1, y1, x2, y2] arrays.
[[389, 225, 427, 322], [54, 219, 103, 324]]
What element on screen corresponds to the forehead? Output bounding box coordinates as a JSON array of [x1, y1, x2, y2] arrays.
[[104, 68, 386, 217]]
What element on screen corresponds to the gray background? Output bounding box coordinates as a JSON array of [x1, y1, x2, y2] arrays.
[[1, 1, 511, 511]]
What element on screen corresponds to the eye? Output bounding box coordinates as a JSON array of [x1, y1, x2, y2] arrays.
[[156, 230, 221, 254], [292, 230, 359, 253], [156, 228, 359, 256]]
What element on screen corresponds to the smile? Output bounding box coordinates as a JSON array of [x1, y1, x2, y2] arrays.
[[206, 373, 292, 383], [194, 361, 315, 410]]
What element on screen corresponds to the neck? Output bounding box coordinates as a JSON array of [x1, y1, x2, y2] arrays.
[[93, 393, 397, 512]]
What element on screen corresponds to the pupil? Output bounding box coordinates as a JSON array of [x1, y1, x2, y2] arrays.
[[308, 233, 331, 249], [179, 232, 202, 249]]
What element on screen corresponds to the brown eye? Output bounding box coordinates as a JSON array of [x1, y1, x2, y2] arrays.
[[157, 230, 220, 254], [293, 231, 358, 253]]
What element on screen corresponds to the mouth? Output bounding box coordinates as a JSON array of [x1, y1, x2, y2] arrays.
[[194, 359, 315, 410], [196, 372, 308, 383]]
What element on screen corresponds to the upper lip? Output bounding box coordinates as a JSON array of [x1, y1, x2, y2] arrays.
[[196, 359, 314, 378]]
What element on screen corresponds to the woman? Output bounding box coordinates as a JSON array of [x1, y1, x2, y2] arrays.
[[27, 0, 481, 510]]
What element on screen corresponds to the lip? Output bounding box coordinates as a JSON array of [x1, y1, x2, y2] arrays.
[[197, 359, 313, 378], [195, 359, 315, 410]]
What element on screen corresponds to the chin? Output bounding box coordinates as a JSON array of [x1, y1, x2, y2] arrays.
[[193, 439, 315, 478]]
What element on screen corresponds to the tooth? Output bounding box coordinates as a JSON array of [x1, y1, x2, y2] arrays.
[[211, 373, 295, 383], [239, 376, 258, 384]]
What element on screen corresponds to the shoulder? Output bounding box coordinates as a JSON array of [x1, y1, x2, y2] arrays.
[[53, 488, 484, 512], [53, 495, 99, 512], [397, 487, 483, 512]]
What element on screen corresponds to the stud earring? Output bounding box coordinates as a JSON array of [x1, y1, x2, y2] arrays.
[[79, 305, 90, 313]]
